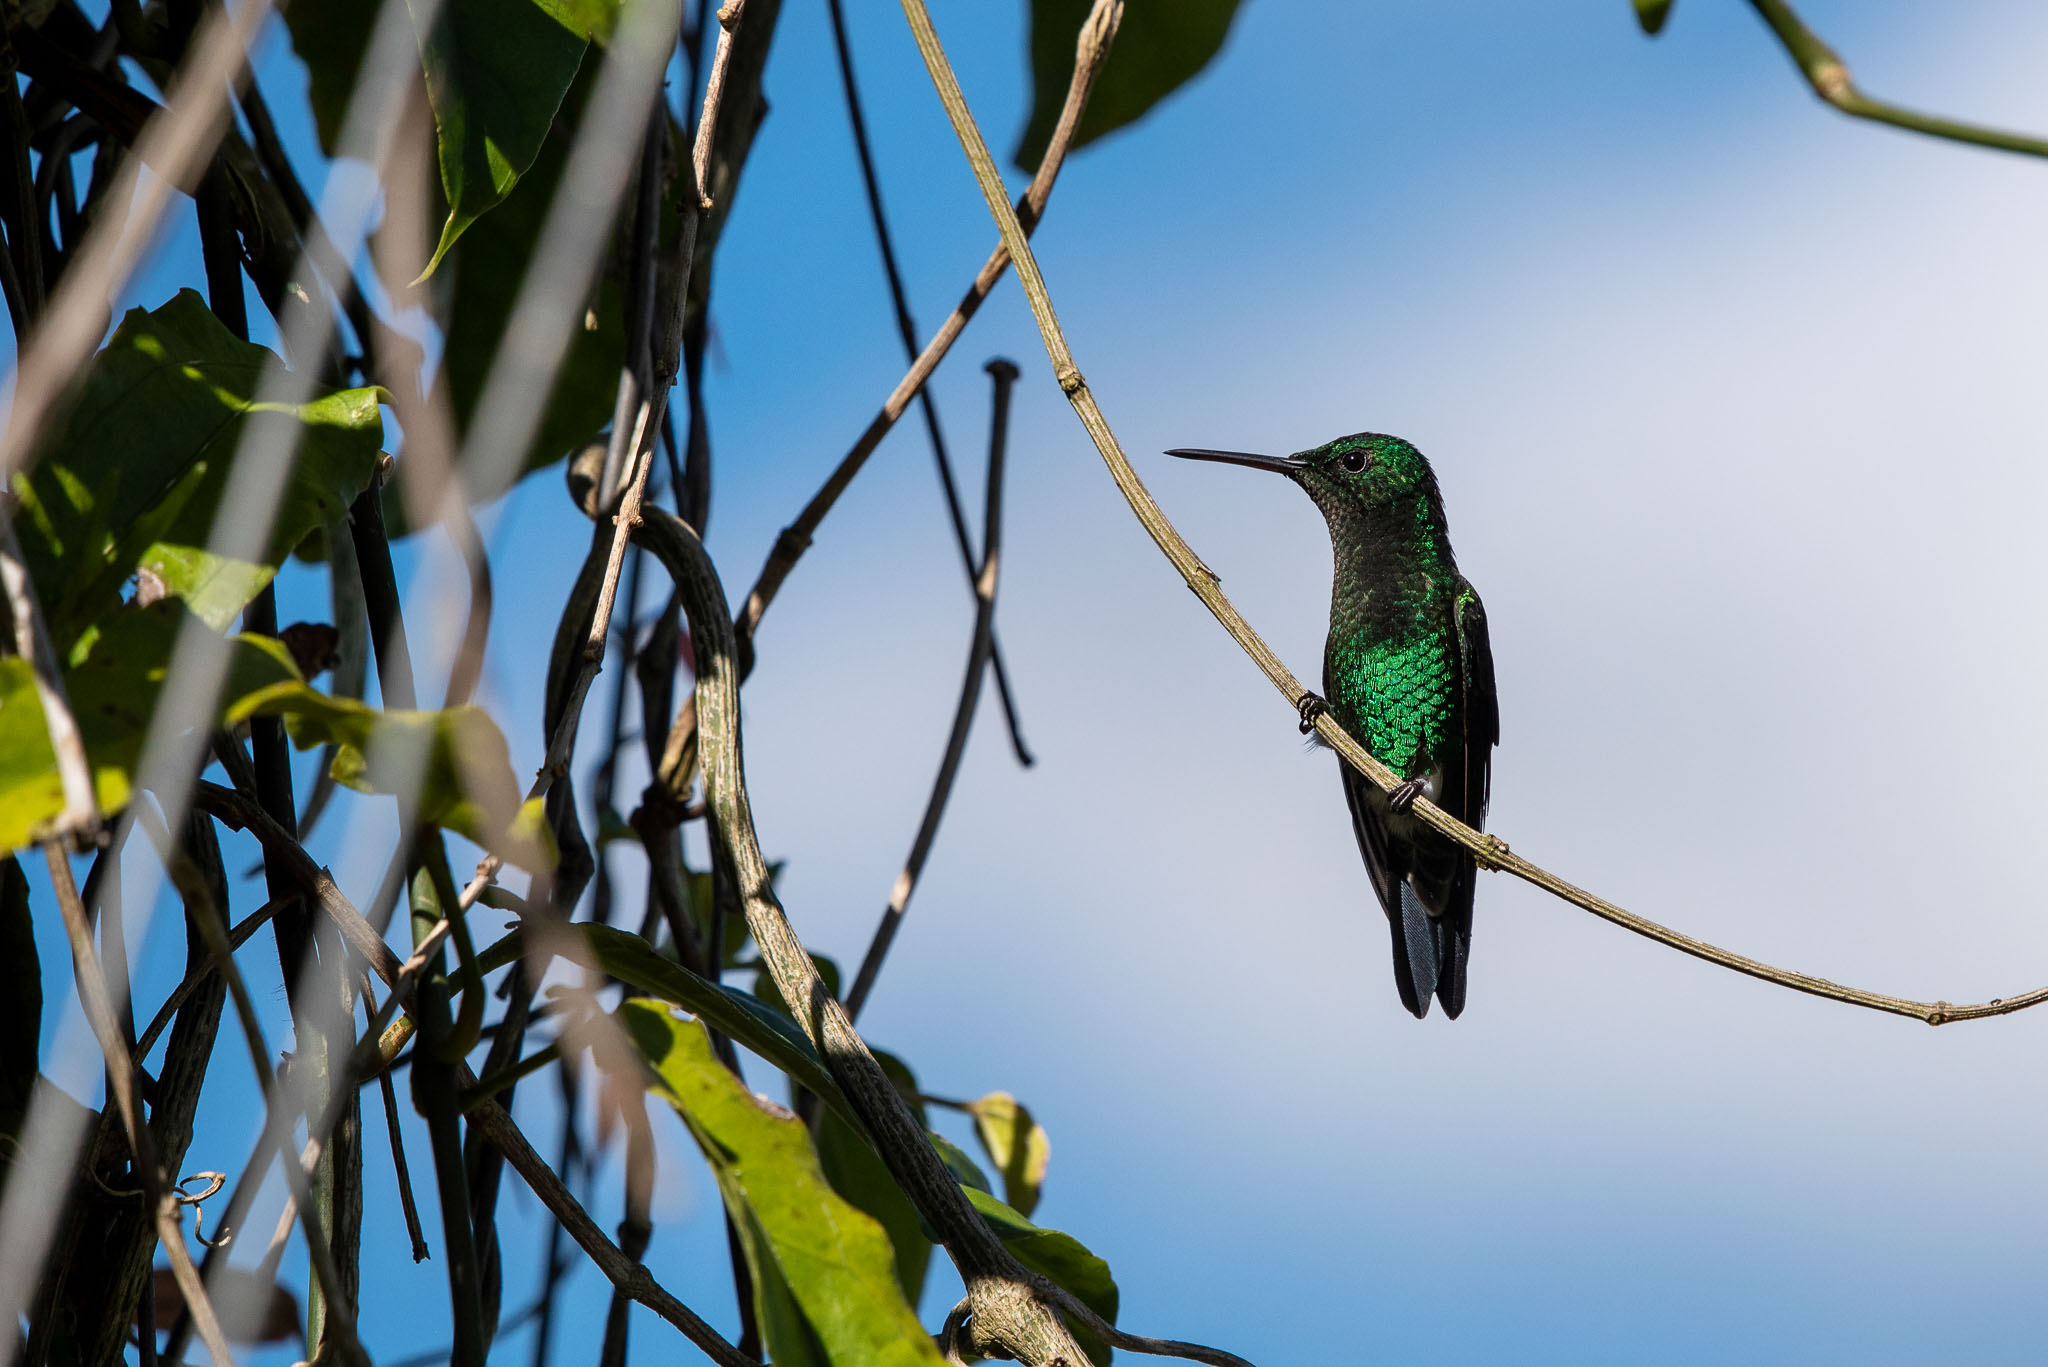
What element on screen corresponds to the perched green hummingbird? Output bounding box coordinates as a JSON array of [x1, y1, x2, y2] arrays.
[[1168, 433, 1497, 1018]]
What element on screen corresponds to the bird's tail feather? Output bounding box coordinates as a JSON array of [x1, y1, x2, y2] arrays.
[[1388, 882, 1439, 1019], [1432, 901, 1471, 1020]]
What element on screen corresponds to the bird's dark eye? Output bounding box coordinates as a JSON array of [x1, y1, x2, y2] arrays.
[[1341, 449, 1368, 473]]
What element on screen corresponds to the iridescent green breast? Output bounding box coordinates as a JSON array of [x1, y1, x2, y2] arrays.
[[1326, 624, 1458, 779]]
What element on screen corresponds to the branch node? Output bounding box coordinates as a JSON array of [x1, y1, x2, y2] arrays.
[[1475, 834, 1512, 871], [1813, 59, 1853, 106], [1055, 363, 1084, 394]]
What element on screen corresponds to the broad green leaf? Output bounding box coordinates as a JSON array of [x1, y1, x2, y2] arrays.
[[267, 695, 556, 873], [0, 859, 38, 1153], [0, 600, 545, 871], [410, 0, 607, 279], [966, 1187, 1119, 1365], [431, 66, 626, 499], [0, 603, 300, 850], [1016, 0, 1246, 170], [579, 923, 848, 1113], [1633, 0, 1675, 35], [968, 1092, 1051, 1218], [619, 1003, 946, 1367], [12, 291, 384, 649]]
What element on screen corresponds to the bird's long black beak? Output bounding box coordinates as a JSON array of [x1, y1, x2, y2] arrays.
[[1165, 447, 1307, 475]]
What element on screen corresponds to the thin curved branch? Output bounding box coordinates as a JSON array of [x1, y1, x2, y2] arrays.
[[901, 0, 2048, 1032], [844, 357, 1019, 1022], [1746, 0, 2048, 160]]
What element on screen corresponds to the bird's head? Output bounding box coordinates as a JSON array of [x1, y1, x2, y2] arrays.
[[1167, 431, 1441, 519]]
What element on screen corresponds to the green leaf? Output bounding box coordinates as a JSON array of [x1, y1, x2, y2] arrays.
[[1633, 0, 1675, 35], [1016, 0, 1247, 170], [966, 1186, 1120, 1365], [619, 1003, 947, 1367], [410, 0, 600, 278], [968, 1091, 1051, 1218], [431, 67, 626, 500], [579, 923, 849, 1114], [0, 858, 39, 1155], [0, 603, 301, 851], [817, 1049, 932, 1308], [929, 1132, 992, 1196], [12, 290, 384, 649], [0, 599, 546, 869], [269, 696, 556, 873]]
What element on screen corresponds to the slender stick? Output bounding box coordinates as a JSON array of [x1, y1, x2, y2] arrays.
[[127, 804, 366, 1367], [844, 358, 1019, 1022], [901, 0, 2048, 1030], [532, 0, 741, 796], [465, 1097, 752, 1367], [823, 0, 1032, 767], [42, 845, 236, 1367], [728, 0, 1119, 680], [1746, 0, 2048, 159], [644, 0, 1120, 810]]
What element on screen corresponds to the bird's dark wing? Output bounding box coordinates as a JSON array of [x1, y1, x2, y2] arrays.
[[1340, 761, 1437, 1018], [1431, 579, 1498, 1018], [1455, 578, 1498, 812]]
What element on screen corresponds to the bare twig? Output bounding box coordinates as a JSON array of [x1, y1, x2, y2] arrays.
[[42, 844, 237, 1367], [729, 0, 1119, 679], [127, 803, 366, 1367], [844, 357, 1019, 1022], [533, 0, 741, 796], [824, 0, 1033, 767], [1746, 0, 2048, 159], [641, 0, 1120, 808], [902, 0, 2048, 1030], [132, 896, 280, 1059], [465, 1096, 752, 1367]]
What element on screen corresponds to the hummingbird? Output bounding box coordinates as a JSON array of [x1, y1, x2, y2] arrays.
[[1168, 433, 1498, 1018]]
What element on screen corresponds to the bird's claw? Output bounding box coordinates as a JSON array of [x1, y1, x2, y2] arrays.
[[1387, 777, 1426, 813], [1296, 693, 1327, 735]]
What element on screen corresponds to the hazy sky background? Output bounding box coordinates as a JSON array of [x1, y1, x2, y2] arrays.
[[19, 1, 2048, 1363]]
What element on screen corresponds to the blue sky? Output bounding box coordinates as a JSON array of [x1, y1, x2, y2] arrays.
[[16, 1, 2048, 1363]]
